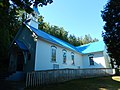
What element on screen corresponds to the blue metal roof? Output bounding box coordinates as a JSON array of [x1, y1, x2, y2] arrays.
[[26, 25, 79, 52], [76, 41, 105, 54], [15, 40, 28, 51], [25, 24, 105, 54]]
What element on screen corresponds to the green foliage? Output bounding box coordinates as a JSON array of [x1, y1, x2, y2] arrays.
[[0, 0, 19, 60], [10, 0, 53, 13], [101, 0, 120, 67], [38, 16, 99, 46], [0, 0, 53, 61]]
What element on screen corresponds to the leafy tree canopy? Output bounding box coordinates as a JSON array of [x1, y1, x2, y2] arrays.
[[0, 0, 53, 62], [8, 0, 53, 13], [38, 16, 99, 46], [101, 0, 120, 67]]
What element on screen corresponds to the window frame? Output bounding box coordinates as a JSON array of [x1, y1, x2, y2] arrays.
[[62, 49, 67, 64], [89, 56, 94, 66], [51, 46, 57, 62], [71, 52, 75, 65]]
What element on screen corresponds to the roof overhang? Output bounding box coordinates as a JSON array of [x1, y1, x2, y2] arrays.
[[15, 40, 28, 51]]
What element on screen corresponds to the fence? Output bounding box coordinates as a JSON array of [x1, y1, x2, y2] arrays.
[[26, 68, 115, 87]]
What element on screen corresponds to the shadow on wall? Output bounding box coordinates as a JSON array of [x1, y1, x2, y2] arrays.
[[83, 60, 105, 69], [94, 62, 105, 68]]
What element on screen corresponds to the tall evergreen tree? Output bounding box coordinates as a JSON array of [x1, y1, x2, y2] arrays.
[[0, 0, 53, 64], [38, 16, 99, 46], [101, 0, 120, 67]]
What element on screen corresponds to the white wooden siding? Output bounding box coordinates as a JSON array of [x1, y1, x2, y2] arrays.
[[82, 52, 107, 68], [34, 38, 82, 71]]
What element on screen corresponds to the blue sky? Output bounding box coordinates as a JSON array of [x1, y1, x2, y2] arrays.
[[39, 0, 108, 40]]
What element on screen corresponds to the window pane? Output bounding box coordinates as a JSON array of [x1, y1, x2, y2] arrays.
[[63, 51, 66, 62], [63, 50, 67, 63], [71, 52, 74, 65], [51, 46, 56, 62], [89, 57, 94, 65]]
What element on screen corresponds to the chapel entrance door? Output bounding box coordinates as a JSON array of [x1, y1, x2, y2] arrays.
[[16, 52, 24, 71]]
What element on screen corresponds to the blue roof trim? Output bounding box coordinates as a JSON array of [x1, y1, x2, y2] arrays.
[[26, 24, 79, 52], [15, 40, 28, 51], [25, 24, 105, 54], [76, 41, 105, 54]]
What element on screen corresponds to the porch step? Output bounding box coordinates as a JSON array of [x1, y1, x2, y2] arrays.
[[6, 71, 26, 81], [0, 72, 11, 80]]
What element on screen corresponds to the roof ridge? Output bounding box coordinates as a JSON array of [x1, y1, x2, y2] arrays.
[[76, 41, 104, 54], [26, 24, 104, 54], [76, 41, 103, 48], [26, 24, 79, 52]]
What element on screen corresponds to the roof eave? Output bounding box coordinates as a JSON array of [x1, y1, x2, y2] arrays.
[[37, 37, 81, 54], [81, 50, 104, 55]]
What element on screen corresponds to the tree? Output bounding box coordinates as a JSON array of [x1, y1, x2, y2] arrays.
[[9, 0, 53, 13], [38, 16, 99, 46], [0, 0, 53, 65], [101, 0, 120, 67], [83, 34, 92, 44]]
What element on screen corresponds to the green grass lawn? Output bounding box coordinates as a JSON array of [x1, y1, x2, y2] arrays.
[[25, 76, 120, 90]]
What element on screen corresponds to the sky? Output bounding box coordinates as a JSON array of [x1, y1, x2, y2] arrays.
[[39, 0, 108, 40]]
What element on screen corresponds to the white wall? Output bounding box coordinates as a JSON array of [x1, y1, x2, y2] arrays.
[[34, 38, 82, 71], [82, 52, 107, 69], [27, 14, 38, 29]]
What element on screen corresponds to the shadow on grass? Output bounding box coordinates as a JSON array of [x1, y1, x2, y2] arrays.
[[25, 76, 120, 90]]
